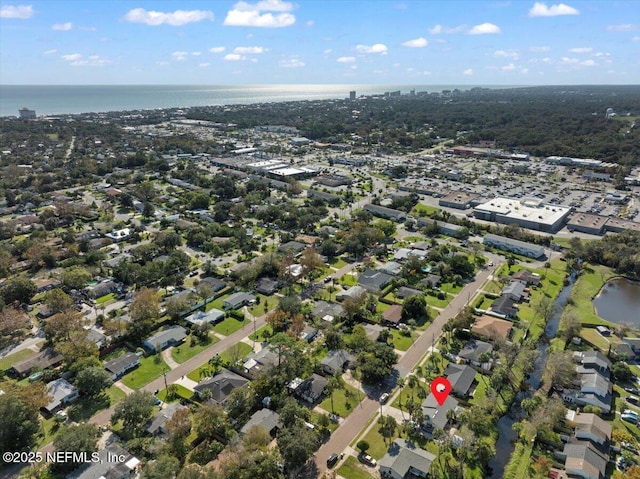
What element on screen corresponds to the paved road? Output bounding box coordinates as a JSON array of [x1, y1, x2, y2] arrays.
[[313, 263, 498, 475]]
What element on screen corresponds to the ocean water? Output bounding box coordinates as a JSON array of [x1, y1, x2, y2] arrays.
[[0, 84, 511, 117]]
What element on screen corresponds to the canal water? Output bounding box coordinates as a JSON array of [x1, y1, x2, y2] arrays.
[[487, 271, 577, 478], [592, 277, 640, 327]]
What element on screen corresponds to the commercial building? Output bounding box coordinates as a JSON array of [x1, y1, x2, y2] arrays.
[[438, 191, 480, 210], [566, 213, 609, 235], [483, 233, 545, 259], [19, 107, 36, 119], [474, 197, 572, 233]]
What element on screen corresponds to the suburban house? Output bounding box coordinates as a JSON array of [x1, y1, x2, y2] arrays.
[[320, 349, 357, 376], [573, 351, 612, 378], [311, 301, 344, 323], [501, 281, 528, 302], [379, 439, 435, 479], [559, 441, 608, 479], [567, 411, 612, 449], [358, 268, 393, 292], [85, 279, 120, 299], [278, 240, 307, 255], [142, 325, 187, 353], [294, 374, 328, 404], [562, 361, 613, 414], [193, 368, 249, 404], [243, 348, 279, 378], [421, 273, 442, 288], [104, 352, 140, 381], [489, 294, 519, 318], [421, 393, 459, 436], [197, 276, 227, 293], [457, 339, 493, 368], [240, 408, 282, 437], [42, 378, 79, 415], [511, 269, 541, 286], [184, 309, 225, 327], [223, 292, 256, 310], [145, 403, 188, 436], [444, 363, 477, 398], [10, 347, 64, 378], [376, 261, 403, 276], [336, 285, 366, 302], [395, 287, 423, 299], [71, 442, 140, 479], [299, 324, 318, 343], [471, 315, 513, 342], [382, 304, 404, 328], [255, 277, 279, 295]]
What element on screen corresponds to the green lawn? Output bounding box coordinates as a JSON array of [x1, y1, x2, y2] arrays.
[[157, 384, 194, 403], [212, 316, 251, 335], [249, 324, 273, 341], [412, 203, 440, 217], [340, 273, 358, 287], [502, 442, 534, 479], [580, 327, 611, 352], [36, 416, 59, 448], [337, 456, 376, 479], [171, 334, 219, 363], [96, 292, 116, 305], [219, 342, 253, 366], [424, 292, 454, 308], [358, 424, 392, 460], [439, 282, 463, 294], [330, 257, 348, 269], [390, 329, 416, 351], [562, 264, 617, 327], [248, 294, 279, 316], [0, 347, 39, 370], [67, 385, 126, 422], [120, 354, 169, 389], [319, 383, 362, 417]]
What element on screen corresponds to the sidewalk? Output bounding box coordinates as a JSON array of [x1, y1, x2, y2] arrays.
[[161, 348, 180, 369]]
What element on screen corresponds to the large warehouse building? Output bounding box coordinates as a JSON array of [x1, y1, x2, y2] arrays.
[[473, 197, 572, 233]]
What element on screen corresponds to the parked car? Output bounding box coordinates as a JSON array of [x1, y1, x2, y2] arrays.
[[327, 453, 339, 468], [621, 410, 639, 425], [379, 392, 389, 404], [626, 396, 639, 405], [358, 454, 377, 467]]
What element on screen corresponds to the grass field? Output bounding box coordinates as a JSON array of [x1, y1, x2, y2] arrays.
[[248, 294, 279, 316], [390, 329, 416, 351], [157, 383, 193, 403], [319, 383, 362, 417], [120, 354, 169, 389], [562, 264, 617, 327], [212, 316, 251, 335], [96, 292, 116, 305], [580, 327, 611, 352], [67, 385, 126, 422], [171, 334, 219, 363], [337, 456, 375, 479], [412, 203, 440, 217], [0, 347, 38, 370]]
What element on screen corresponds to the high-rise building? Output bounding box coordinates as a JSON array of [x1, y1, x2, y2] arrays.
[[349, 90, 356, 101], [19, 107, 36, 119]]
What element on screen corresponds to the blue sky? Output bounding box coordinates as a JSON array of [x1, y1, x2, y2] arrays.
[[1, 0, 638, 85]]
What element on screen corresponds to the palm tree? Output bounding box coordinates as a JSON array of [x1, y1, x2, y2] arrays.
[[326, 375, 344, 414], [407, 374, 419, 401], [208, 353, 222, 375], [396, 377, 406, 419]]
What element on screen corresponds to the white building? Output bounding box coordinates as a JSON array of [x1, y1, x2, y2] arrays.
[[473, 197, 571, 233]]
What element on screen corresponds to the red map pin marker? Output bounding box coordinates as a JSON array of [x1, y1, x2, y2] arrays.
[[430, 377, 452, 406]]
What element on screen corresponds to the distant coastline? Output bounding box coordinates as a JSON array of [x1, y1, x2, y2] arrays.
[[0, 83, 522, 117]]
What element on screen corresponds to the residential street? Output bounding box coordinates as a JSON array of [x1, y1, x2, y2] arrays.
[[313, 262, 498, 476]]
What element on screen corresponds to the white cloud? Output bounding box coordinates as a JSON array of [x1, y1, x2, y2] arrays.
[[224, 53, 246, 61], [336, 56, 356, 63], [494, 49, 519, 59], [633, 36, 640, 42], [581, 59, 596, 66], [323, 49, 333, 55], [606, 24, 638, 32], [520, 68, 529, 74], [156, 61, 169, 66], [402, 37, 428, 48], [233, 46, 266, 54], [61, 53, 82, 61], [355, 43, 388, 54], [279, 57, 305, 68], [52, 22, 72, 31], [209, 47, 226, 53], [569, 47, 592, 53], [199, 62, 210, 67], [429, 23, 466, 34], [501, 63, 516, 71], [0, 4, 34, 19], [78, 26, 97, 31], [191, 52, 201, 56], [529, 46, 551, 52], [43, 49, 57, 55], [468, 23, 501, 35], [306, 20, 314, 26], [224, 0, 295, 28], [172, 51, 189, 61], [528, 2, 579, 17], [560, 57, 578, 64], [61, 53, 110, 66], [463, 68, 473, 75], [124, 8, 213, 26]]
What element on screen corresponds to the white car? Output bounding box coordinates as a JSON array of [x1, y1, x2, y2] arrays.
[[379, 392, 389, 404]]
